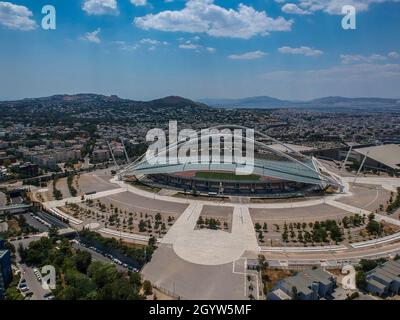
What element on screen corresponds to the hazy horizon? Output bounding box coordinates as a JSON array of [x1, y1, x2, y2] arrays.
[[1, 0, 400, 101], [1, 91, 400, 103]]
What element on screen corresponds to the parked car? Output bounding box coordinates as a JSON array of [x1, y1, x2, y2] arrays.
[[20, 285, 30, 292]]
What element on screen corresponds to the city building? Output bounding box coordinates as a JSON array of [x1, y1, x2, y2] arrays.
[[92, 149, 110, 162], [366, 260, 400, 296], [312, 143, 400, 175], [267, 268, 336, 300], [0, 154, 17, 166], [0, 244, 12, 299], [349, 144, 400, 175], [11, 162, 39, 178]]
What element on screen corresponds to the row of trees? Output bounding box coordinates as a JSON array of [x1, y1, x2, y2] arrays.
[[79, 199, 175, 236], [387, 188, 400, 213], [0, 214, 38, 239], [19, 236, 146, 300], [277, 212, 385, 245], [79, 229, 157, 266], [67, 174, 77, 197], [197, 216, 226, 230], [282, 219, 344, 244], [52, 178, 62, 200]]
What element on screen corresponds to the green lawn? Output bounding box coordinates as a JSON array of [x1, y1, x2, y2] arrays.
[[195, 171, 260, 181]]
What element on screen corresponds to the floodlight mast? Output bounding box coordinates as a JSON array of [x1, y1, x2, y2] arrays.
[[107, 141, 119, 169], [341, 145, 353, 171], [120, 137, 130, 163]]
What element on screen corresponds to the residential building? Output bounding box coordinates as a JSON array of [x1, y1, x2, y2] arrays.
[[11, 162, 39, 178], [92, 149, 110, 162], [366, 260, 400, 296], [0, 248, 12, 299], [267, 268, 336, 300]]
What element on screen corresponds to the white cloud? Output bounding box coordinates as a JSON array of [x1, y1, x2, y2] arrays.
[[179, 43, 200, 50], [290, 0, 400, 15], [340, 53, 387, 64], [112, 40, 138, 51], [340, 52, 400, 64], [0, 1, 37, 31], [134, 0, 293, 39], [178, 40, 215, 53], [81, 28, 101, 43], [131, 0, 147, 6], [113, 38, 168, 52], [139, 38, 168, 51], [282, 3, 311, 15], [82, 0, 119, 16], [228, 51, 266, 60], [278, 46, 323, 56], [140, 38, 165, 46], [388, 51, 400, 59]]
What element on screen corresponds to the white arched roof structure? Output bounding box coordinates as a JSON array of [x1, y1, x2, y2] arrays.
[[120, 125, 340, 188]]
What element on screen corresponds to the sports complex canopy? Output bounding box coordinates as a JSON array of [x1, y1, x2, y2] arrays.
[[120, 125, 339, 187], [125, 158, 324, 185]]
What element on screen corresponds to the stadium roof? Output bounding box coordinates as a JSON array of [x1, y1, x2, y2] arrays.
[[268, 143, 315, 154], [354, 144, 400, 170], [125, 158, 326, 185]]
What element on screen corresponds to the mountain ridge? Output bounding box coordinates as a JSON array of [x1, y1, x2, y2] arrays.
[[1, 94, 399, 111], [0, 94, 208, 110], [198, 95, 400, 109]]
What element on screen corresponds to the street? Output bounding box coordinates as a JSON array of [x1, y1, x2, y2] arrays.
[[10, 236, 51, 300]]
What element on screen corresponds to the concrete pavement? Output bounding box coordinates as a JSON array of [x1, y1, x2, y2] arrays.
[[162, 204, 259, 265]]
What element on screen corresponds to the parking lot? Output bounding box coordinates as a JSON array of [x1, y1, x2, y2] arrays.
[[10, 236, 53, 300]]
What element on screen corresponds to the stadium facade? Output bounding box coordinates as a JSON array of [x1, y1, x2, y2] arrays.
[[120, 125, 341, 197]]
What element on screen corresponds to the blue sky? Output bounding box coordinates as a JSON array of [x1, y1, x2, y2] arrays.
[[0, 0, 399, 100]]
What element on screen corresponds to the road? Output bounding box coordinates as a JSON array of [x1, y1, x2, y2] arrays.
[[10, 236, 51, 300], [20, 213, 49, 232], [35, 211, 69, 229], [71, 242, 127, 272]]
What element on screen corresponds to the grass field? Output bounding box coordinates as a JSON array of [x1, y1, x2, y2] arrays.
[[195, 171, 260, 181]]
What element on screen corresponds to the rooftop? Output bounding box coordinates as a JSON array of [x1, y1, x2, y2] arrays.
[[279, 268, 335, 297], [354, 144, 400, 170], [127, 158, 329, 186], [367, 260, 400, 284]]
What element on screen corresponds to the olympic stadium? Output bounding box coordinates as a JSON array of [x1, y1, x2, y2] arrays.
[[120, 126, 342, 197]]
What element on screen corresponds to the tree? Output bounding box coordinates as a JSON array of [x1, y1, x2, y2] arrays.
[[143, 280, 153, 296], [291, 286, 299, 300], [282, 230, 288, 242], [138, 220, 146, 232], [74, 250, 92, 274], [297, 230, 303, 243], [148, 235, 157, 248], [197, 216, 204, 226], [366, 220, 382, 235], [48, 226, 59, 239], [359, 259, 380, 272], [355, 271, 367, 290]]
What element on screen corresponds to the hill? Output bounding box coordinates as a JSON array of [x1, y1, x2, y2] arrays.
[[198, 96, 400, 110]]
